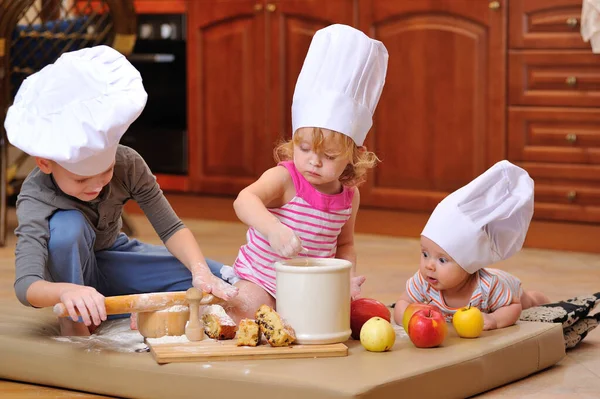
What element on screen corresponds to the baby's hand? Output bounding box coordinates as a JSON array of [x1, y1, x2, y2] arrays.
[[59, 285, 106, 327], [482, 312, 498, 330], [350, 275, 366, 300], [267, 223, 304, 258]]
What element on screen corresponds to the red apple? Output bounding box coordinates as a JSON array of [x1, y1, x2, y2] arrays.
[[351, 298, 391, 340], [407, 308, 448, 348], [401, 302, 435, 332]]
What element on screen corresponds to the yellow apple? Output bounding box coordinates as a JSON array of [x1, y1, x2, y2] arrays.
[[360, 317, 396, 352], [452, 305, 484, 338]]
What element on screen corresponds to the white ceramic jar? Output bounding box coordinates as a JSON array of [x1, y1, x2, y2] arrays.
[[275, 258, 352, 345]]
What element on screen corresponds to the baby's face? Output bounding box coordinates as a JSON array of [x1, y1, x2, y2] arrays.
[[48, 162, 115, 202], [419, 236, 469, 292]]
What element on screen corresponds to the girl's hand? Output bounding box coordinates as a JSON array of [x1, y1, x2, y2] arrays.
[[59, 285, 106, 327], [193, 269, 239, 301], [482, 312, 498, 330], [267, 223, 304, 258], [350, 275, 366, 300]]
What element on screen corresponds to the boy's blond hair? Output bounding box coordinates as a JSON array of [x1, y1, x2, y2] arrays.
[[274, 127, 379, 187]]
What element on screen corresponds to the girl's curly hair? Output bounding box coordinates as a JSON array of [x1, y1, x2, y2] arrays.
[[274, 127, 379, 187]]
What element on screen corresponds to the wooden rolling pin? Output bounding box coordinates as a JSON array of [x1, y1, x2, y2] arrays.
[[53, 290, 222, 318]]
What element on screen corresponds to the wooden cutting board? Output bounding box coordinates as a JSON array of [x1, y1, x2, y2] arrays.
[[148, 339, 348, 364]]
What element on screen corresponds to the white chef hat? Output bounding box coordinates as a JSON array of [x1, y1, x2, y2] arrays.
[[421, 161, 534, 274], [291, 24, 388, 146], [4, 45, 147, 176]]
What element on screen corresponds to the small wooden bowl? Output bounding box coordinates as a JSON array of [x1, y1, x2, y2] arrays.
[[137, 306, 190, 338]]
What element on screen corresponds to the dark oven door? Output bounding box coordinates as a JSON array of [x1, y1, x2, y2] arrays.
[[123, 13, 187, 175]]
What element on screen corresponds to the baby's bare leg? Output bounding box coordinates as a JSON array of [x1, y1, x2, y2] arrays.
[[225, 280, 275, 324], [520, 290, 550, 309]]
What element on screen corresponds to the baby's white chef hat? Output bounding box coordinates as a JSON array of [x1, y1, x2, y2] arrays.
[[291, 24, 388, 146], [4, 45, 147, 176], [421, 161, 534, 274]]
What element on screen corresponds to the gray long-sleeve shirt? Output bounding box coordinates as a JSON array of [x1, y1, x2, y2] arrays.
[[14, 145, 185, 306]]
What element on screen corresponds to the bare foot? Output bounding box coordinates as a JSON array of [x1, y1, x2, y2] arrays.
[[59, 317, 91, 336], [521, 290, 551, 309]]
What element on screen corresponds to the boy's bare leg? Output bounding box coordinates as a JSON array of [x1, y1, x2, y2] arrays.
[[521, 290, 551, 310], [59, 317, 92, 336], [225, 280, 274, 324]]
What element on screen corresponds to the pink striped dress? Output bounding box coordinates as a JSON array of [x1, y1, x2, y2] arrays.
[[233, 161, 355, 297]]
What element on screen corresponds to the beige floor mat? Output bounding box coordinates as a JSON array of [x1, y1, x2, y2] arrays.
[[0, 302, 565, 399]]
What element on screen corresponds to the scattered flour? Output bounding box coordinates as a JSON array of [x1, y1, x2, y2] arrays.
[[203, 304, 236, 326], [50, 319, 148, 353], [146, 335, 190, 344], [203, 304, 229, 318], [156, 305, 189, 313]]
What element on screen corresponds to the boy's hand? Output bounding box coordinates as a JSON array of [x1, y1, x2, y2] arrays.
[[59, 285, 107, 327], [482, 312, 498, 330], [350, 275, 366, 300], [267, 223, 304, 258], [193, 270, 239, 301]]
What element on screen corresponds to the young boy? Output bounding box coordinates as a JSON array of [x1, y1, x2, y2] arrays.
[[4, 45, 238, 336], [393, 161, 549, 330]]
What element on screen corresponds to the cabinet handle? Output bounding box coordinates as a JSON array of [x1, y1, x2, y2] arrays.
[[488, 1, 501, 10], [565, 133, 578, 143], [566, 18, 578, 28], [565, 76, 577, 86], [266, 3, 276, 12], [566, 191, 577, 202], [253, 3, 263, 12]]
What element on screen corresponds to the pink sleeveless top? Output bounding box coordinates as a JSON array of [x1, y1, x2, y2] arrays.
[[233, 161, 355, 297]]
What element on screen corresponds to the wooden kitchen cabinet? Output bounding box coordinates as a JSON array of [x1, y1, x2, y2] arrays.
[[186, 0, 354, 195], [356, 0, 507, 211], [177, 0, 599, 226], [507, 0, 600, 223], [186, 0, 266, 195]]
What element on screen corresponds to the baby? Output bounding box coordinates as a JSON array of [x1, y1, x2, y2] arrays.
[[394, 161, 549, 330]]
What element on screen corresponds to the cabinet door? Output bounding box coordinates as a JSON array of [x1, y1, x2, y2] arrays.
[[358, 0, 507, 212], [268, 0, 355, 173], [187, 1, 266, 195]]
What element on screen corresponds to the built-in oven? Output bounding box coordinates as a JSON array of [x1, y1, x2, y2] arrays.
[[122, 13, 187, 175]]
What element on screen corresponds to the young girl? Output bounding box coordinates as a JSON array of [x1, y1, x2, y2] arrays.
[[393, 161, 549, 331], [222, 24, 388, 321]]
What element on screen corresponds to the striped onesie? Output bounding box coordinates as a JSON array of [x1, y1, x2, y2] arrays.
[[232, 161, 354, 297], [406, 268, 523, 322]]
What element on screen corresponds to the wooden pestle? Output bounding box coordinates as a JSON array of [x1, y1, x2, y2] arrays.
[[185, 287, 204, 341]]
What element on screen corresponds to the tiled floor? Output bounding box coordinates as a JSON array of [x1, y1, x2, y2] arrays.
[[0, 210, 599, 398]]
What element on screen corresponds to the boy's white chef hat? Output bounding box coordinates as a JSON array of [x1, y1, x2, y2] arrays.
[[291, 24, 388, 146], [421, 161, 534, 274], [4, 45, 147, 176]]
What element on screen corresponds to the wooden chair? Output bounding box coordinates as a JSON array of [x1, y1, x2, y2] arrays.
[[0, 0, 138, 246]]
